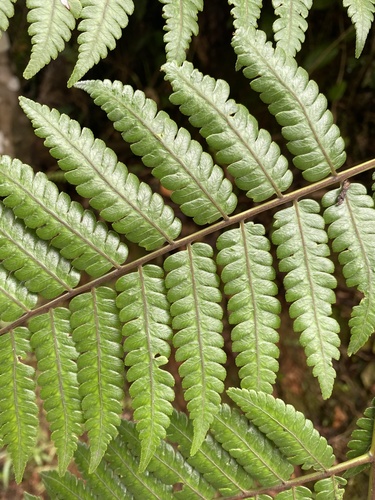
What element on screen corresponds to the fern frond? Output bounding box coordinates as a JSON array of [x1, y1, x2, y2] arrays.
[[160, 0, 203, 65], [164, 243, 226, 454], [0, 267, 38, 322], [116, 265, 174, 472], [272, 0, 312, 57], [211, 404, 294, 486], [0, 155, 128, 278], [343, 0, 375, 58], [228, 0, 262, 29], [217, 222, 280, 393], [42, 470, 93, 500], [163, 61, 292, 201], [272, 200, 340, 399], [75, 79, 237, 224], [118, 419, 217, 498], [105, 437, 174, 499], [75, 442, 132, 499], [0, 328, 38, 483], [322, 183, 375, 355], [0, 0, 15, 35], [24, 0, 76, 79], [228, 389, 335, 471], [19, 97, 181, 251], [232, 27, 346, 181], [70, 287, 124, 473], [0, 203, 80, 299], [275, 486, 313, 499], [345, 398, 374, 477], [29, 308, 82, 476], [68, 0, 134, 87], [168, 410, 254, 496], [314, 476, 346, 499]]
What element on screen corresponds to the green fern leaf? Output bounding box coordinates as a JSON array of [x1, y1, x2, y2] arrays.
[[211, 404, 294, 486], [229, 0, 262, 29], [275, 487, 313, 499], [168, 410, 254, 496], [232, 27, 346, 181], [105, 437, 174, 499], [314, 476, 347, 499], [272, 200, 340, 399], [228, 389, 335, 471], [272, 0, 313, 57], [75, 79, 237, 224], [322, 183, 375, 355], [345, 397, 374, 477], [0, 328, 38, 483], [29, 308, 82, 476], [0, 155, 128, 278], [116, 265, 174, 472], [343, 0, 375, 58], [0, 0, 15, 34], [0, 267, 38, 322], [163, 61, 292, 201], [75, 442, 132, 499], [42, 470, 94, 500], [19, 97, 181, 251], [160, 0, 203, 65], [68, 0, 134, 87], [0, 202, 80, 299], [24, 0, 76, 79], [118, 419, 217, 499], [164, 243, 226, 454], [70, 287, 124, 473], [217, 222, 280, 393]]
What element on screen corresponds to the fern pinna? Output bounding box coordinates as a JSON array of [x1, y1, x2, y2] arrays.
[[1, 1, 375, 499]]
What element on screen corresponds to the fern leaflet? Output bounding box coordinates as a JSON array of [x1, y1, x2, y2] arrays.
[[217, 222, 280, 393], [314, 476, 347, 499], [211, 403, 294, 486], [24, 0, 76, 79], [343, 0, 375, 58], [75, 442, 132, 499], [160, 0, 203, 65], [164, 243, 226, 454], [0, 202, 80, 299], [272, 0, 313, 57], [75, 79, 237, 224], [0, 267, 38, 322], [118, 419, 217, 498], [345, 397, 374, 477], [168, 410, 254, 496], [0, 329, 38, 484], [272, 199, 340, 399], [322, 183, 375, 355], [68, 0, 134, 87], [29, 308, 82, 476], [163, 61, 292, 201], [19, 96, 181, 250], [228, 0, 262, 30], [275, 486, 313, 499], [228, 389, 335, 471], [105, 437, 174, 499], [70, 287, 124, 473], [0, 0, 15, 34], [232, 27, 346, 181], [116, 265, 175, 472], [42, 470, 93, 500], [0, 154, 128, 278]]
